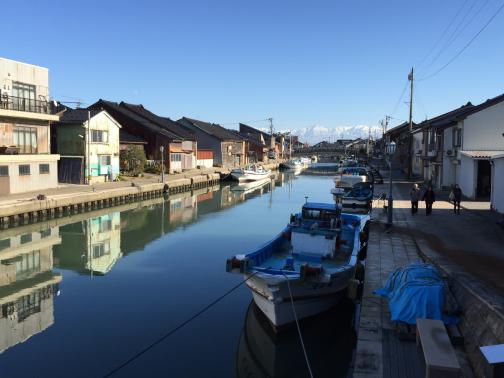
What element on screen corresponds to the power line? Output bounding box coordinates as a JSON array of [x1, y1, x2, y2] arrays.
[[419, 1, 504, 81], [415, 0, 470, 72], [420, 0, 490, 77], [390, 79, 409, 117], [102, 272, 258, 377]]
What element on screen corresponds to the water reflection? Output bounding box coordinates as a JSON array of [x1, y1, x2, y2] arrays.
[[54, 212, 122, 275], [236, 300, 356, 378], [0, 227, 61, 354], [0, 171, 308, 366]]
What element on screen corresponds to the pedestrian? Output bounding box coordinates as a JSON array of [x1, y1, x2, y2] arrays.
[[451, 184, 462, 214], [409, 183, 420, 215], [423, 185, 436, 216]]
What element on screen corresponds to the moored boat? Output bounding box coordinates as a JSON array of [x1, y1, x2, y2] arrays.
[[280, 159, 303, 170], [226, 199, 370, 327], [230, 164, 271, 182], [332, 182, 373, 214]]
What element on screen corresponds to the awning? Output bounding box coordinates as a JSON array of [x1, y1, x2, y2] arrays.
[[460, 150, 504, 159]]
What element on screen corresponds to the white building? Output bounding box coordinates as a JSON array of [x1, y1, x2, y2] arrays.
[[490, 154, 504, 213], [0, 57, 60, 195], [54, 108, 121, 184]]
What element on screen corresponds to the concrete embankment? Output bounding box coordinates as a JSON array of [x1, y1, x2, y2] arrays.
[[0, 173, 221, 228]]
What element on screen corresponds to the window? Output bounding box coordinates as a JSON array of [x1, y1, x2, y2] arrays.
[[15, 251, 41, 281], [170, 153, 181, 162], [92, 241, 110, 258], [13, 126, 37, 154], [12, 82, 36, 112], [0, 238, 10, 251], [40, 229, 51, 238], [39, 164, 50, 174], [20, 233, 32, 244], [0, 166, 8, 176], [452, 128, 462, 147], [99, 155, 111, 165], [19, 165, 31, 175], [91, 130, 108, 143], [98, 218, 112, 233]]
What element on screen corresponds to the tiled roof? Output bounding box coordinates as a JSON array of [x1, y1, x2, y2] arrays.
[[180, 117, 243, 141], [90, 99, 181, 140], [119, 102, 195, 140], [58, 108, 101, 124]]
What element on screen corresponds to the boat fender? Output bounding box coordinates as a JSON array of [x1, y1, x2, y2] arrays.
[[226, 257, 249, 273], [359, 231, 367, 244], [347, 278, 360, 301], [354, 263, 365, 282], [300, 263, 322, 280], [282, 230, 292, 241]]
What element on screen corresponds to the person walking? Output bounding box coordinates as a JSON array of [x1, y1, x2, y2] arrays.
[[451, 184, 462, 214], [409, 183, 421, 215], [423, 186, 436, 216]]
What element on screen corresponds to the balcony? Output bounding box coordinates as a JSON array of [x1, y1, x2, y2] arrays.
[[0, 94, 59, 122]]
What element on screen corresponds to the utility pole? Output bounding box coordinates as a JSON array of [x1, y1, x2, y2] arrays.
[[408, 67, 414, 179]]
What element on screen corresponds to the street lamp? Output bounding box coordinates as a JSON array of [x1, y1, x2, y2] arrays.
[[160, 146, 165, 182], [386, 140, 396, 228]]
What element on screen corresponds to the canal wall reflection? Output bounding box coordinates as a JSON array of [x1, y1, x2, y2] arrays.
[[0, 172, 296, 357]]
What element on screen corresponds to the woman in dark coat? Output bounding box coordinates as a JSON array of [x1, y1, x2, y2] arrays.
[[423, 186, 436, 216]]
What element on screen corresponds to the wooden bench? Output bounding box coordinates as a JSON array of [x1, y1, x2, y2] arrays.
[[416, 318, 461, 378], [480, 344, 504, 378]]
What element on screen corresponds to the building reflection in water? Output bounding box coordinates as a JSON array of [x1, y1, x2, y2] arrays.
[[54, 212, 122, 276], [236, 300, 356, 378], [0, 226, 61, 354]]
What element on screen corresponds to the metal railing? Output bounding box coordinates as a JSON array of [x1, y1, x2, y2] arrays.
[[0, 94, 52, 114]]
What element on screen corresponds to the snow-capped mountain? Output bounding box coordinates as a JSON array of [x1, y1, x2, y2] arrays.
[[291, 124, 382, 145]]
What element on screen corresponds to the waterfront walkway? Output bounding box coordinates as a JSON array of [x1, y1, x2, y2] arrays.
[[352, 175, 504, 377]]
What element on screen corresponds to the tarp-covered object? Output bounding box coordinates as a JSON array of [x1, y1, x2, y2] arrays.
[[374, 262, 458, 325]]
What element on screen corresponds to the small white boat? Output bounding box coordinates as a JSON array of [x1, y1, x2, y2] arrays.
[[311, 155, 318, 163], [299, 157, 312, 166], [231, 164, 271, 182], [226, 200, 370, 327], [231, 178, 271, 192], [280, 159, 303, 170]]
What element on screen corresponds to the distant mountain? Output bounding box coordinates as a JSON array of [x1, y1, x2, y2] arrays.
[[291, 124, 382, 145]]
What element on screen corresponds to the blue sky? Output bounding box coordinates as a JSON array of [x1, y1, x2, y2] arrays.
[[3, 0, 504, 132]]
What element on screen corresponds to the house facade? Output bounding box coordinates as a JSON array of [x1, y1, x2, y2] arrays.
[[0, 57, 60, 195], [90, 100, 197, 174], [178, 117, 246, 168], [52, 108, 121, 184]]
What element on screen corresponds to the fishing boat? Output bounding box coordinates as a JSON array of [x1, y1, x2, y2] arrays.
[[333, 167, 368, 190], [230, 164, 271, 182], [299, 157, 312, 166], [332, 182, 373, 214], [226, 194, 370, 327]]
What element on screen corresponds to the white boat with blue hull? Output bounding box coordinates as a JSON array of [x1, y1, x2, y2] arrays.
[[226, 202, 370, 327]]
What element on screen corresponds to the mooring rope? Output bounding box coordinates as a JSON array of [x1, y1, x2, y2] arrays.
[[283, 272, 315, 378], [102, 272, 257, 377]]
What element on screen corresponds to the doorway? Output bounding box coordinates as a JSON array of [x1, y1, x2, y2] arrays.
[[476, 160, 491, 198]]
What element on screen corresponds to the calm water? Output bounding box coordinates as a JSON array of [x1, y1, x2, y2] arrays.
[[0, 173, 356, 377]]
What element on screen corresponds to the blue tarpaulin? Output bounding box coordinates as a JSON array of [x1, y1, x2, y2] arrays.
[[374, 262, 458, 325]]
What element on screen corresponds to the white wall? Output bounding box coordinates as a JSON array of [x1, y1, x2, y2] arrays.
[[459, 155, 476, 199], [442, 127, 457, 187], [491, 157, 504, 213], [462, 101, 504, 151], [196, 158, 213, 168], [412, 131, 423, 176], [0, 57, 50, 99]]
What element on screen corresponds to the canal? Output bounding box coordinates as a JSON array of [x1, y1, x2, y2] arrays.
[[0, 173, 357, 377]]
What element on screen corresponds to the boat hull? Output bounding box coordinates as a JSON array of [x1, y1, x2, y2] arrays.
[[231, 171, 271, 182], [245, 267, 354, 327]]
